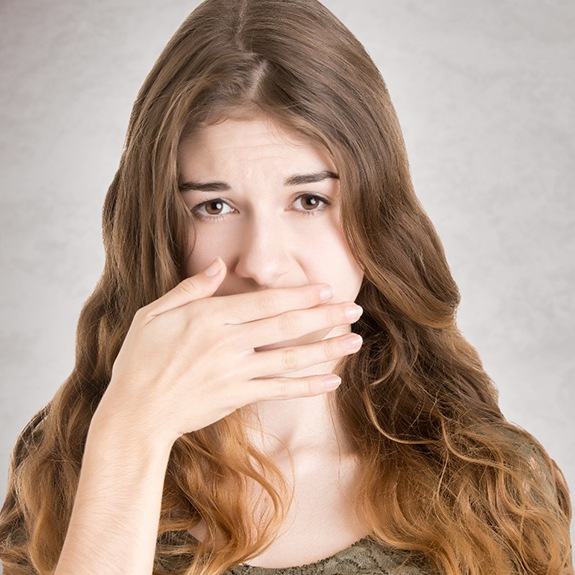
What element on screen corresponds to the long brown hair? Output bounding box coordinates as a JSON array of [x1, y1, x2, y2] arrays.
[[1, 1, 572, 574]]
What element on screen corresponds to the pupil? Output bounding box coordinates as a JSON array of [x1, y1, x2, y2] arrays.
[[206, 200, 223, 214], [304, 196, 318, 209]]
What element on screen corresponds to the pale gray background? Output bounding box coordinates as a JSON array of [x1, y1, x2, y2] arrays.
[[0, 0, 573, 541]]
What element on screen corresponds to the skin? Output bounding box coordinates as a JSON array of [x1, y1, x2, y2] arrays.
[[53, 116, 366, 574], [180, 115, 368, 565], [179, 114, 364, 343]]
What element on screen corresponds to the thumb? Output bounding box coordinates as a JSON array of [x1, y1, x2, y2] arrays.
[[148, 257, 226, 316]]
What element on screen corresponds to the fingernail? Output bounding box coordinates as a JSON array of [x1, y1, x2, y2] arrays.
[[322, 375, 341, 390], [343, 334, 363, 351], [319, 285, 334, 301], [345, 304, 363, 321], [204, 257, 223, 277]]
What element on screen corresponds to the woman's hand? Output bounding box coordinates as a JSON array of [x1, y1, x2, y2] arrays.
[[55, 258, 362, 575], [95, 257, 363, 445]]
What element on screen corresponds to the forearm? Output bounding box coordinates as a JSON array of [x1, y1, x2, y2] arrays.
[[50, 273, 358, 573], [54, 414, 173, 575]]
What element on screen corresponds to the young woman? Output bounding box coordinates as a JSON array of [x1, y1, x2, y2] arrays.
[[1, 0, 572, 574]]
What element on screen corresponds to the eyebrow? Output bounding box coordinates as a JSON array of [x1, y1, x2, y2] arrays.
[[179, 181, 230, 192], [179, 170, 339, 192], [284, 170, 339, 186]]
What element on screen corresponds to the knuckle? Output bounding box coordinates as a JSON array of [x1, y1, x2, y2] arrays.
[[280, 348, 299, 371], [277, 379, 289, 399], [257, 291, 279, 317], [277, 312, 299, 336], [291, 378, 315, 398], [323, 339, 339, 362], [326, 305, 341, 327], [176, 277, 200, 298]]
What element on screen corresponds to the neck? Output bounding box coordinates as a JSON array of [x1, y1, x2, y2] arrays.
[[245, 317, 357, 460], [250, 394, 336, 447], [245, 358, 353, 462]]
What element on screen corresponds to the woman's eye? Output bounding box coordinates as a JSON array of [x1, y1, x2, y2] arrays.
[[192, 199, 234, 218], [294, 194, 330, 212]]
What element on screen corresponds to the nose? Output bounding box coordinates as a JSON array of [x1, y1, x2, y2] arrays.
[[232, 217, 290, 288]]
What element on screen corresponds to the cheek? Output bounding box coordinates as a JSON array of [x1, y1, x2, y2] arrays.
[[303, 226, 363, 301], [335, 219, 364, 297], [331, 256, 363, 302], [184, 226, 231, 277]]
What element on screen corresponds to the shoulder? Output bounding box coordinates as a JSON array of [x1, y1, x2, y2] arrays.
[[498, 424, 561, 494]]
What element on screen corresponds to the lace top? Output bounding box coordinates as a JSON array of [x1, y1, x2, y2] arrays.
[[156, 534, 432, 575], [227, 537, 431, 575]]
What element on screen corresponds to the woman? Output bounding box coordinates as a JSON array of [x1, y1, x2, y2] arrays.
[[0, 0, 572, 573]]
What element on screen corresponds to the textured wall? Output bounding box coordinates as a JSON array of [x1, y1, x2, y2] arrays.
[[1, 0, 573, 540]]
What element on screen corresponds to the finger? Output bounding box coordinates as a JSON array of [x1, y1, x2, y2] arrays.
[[245, 373, 343, 402], [251, 332, 363, 375], [221, 284, 335, 324], [146, 258, 227, 316], [240, 302, 363, 349]]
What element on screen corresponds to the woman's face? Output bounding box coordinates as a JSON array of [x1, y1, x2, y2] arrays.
[[179, 114, 363, 321]]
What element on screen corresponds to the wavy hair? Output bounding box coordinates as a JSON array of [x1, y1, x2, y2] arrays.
[[1, 0, 572, 574]]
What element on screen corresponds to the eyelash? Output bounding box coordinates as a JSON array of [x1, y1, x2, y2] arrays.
[[190, 194, 331, 221], [190, 199, 235, 222], [292, 194, 331, 215]]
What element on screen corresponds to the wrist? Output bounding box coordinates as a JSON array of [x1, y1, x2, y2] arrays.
[[88, 400, 175, 462]]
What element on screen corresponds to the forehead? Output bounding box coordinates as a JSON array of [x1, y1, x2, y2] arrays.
[[179, 115, 336, 176]]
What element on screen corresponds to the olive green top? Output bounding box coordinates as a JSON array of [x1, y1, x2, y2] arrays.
[[226, 537, 432, 575], [156, 534, 432, 575]]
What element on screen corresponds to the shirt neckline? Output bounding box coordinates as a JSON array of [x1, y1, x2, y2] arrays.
[[236, 536, 373, 572]]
